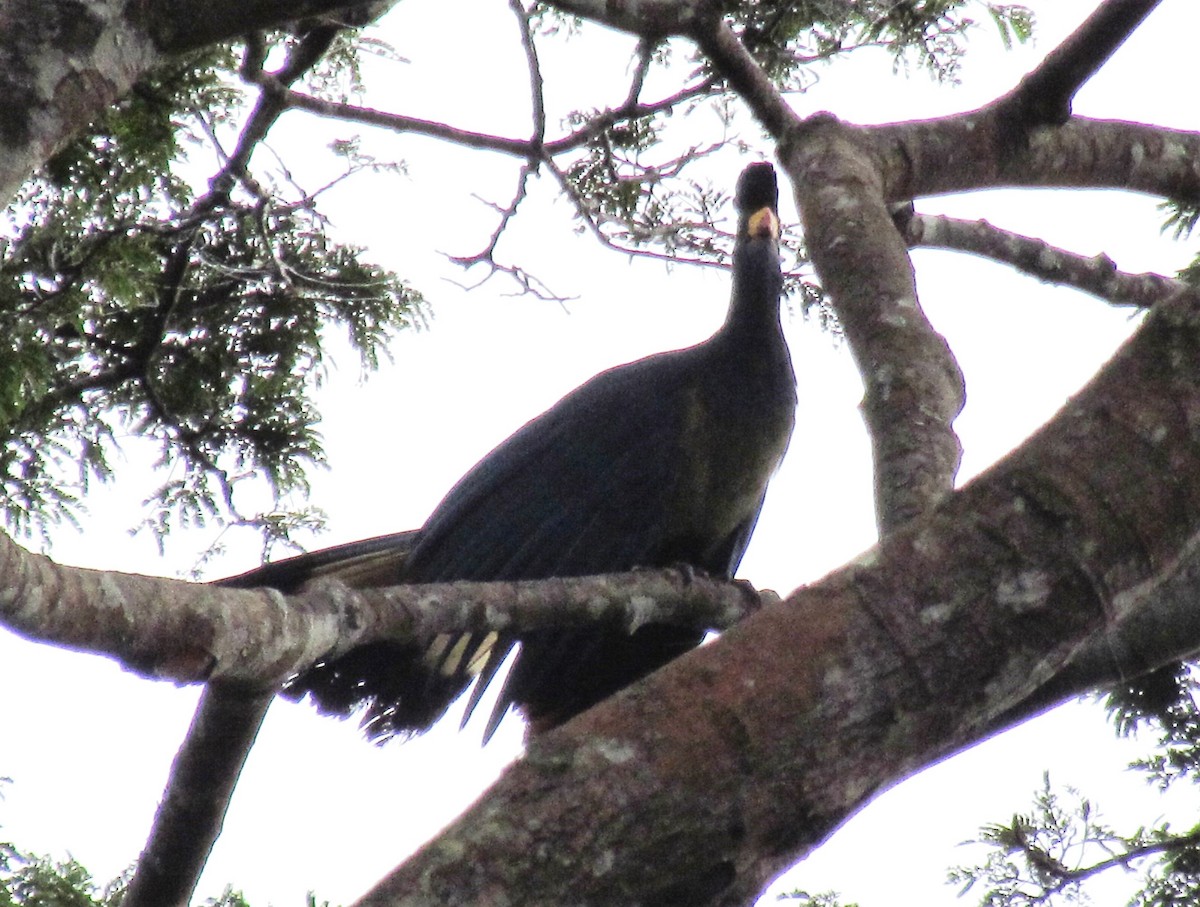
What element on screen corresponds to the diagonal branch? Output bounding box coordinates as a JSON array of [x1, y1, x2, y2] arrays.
[[994, 0, 1163, 135], [122, 683, 274, 907], [689, 15, 799, 143], [353, 283, 1200, 906], [903, 212, 1179, 309]]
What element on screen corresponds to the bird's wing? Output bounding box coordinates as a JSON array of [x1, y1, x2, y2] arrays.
[[406, 351, 694, 582], [404, 352, 729, 738]]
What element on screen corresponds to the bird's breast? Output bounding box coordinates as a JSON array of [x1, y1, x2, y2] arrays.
[[671, 357, 796, 542]]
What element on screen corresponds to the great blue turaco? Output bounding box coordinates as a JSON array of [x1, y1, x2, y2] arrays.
[[126, 161, 798, 907], [224, 161, 797, 742]]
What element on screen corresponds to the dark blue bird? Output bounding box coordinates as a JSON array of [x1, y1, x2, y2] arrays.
[[243, 162, 796, 741]]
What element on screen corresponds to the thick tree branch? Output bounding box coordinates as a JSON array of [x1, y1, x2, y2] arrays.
[[358, 286, 1200, 906], [994, 0, 1162, 133], [989, 519, 1200, 733], [784, 114, 966, 532], [142, 0, 396, 54], [0, 533, 764, 687], [0, 1, 160, 207], [128, 533, 420, 907], [0, 0, 393, 207], [539, 0, 707, 38], [874, 116, 1200, 204], [903, 212, 1178, 309], [4, 5, 1196, 906]]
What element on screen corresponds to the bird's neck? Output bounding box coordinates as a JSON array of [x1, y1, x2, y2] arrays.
[[718, 243, 785, 346]]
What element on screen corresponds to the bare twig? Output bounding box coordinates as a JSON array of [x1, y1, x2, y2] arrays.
[[444, 1, 554, 295], [253, 71, 719, 160]]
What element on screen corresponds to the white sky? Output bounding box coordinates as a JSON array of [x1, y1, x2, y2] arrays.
[[2, 1, 1200, 905]]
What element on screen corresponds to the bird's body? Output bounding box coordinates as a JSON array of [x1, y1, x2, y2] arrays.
[[268, 162, 796, 740]]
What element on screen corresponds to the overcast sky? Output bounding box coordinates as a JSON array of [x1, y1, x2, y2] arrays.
[[3, 2, 1200, 905]]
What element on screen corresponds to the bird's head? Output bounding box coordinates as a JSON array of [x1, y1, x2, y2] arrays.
[[735, 162, 781, 245]]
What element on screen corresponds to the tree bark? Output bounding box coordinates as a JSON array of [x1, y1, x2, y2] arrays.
[[0, 0, 388, 206], [0, 534, 758, 687], [786, 115, 965, 532], [358, 286, 1200, 905]]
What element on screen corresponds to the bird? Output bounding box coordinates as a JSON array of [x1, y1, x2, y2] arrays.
[[124, 163, 796, 907], [251, 161, 797, 742]]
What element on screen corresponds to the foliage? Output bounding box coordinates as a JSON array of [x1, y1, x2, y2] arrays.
[[0, 845, 327, 907], [0, 844, 127, 907], [1159, 199, 1200, 244], [725, 0, 1034, 87], [0, 37, 423, 554], [548, 1, 1031, 323], [777, 889, 859, 906], [1110, 664, 1200, 793], [947, 668, 1200, 907], [0, 3, 1035, 549]]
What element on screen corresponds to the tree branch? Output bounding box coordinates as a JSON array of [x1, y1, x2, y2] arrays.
[[143, 0, 397, 55], [538, 0, 706, 38], [123, 683, 273, 907], [442, 0, 556, 296], [873, 116, 1200, 204], [0, 1, 397, 207], [0, 531, 765, 688], [690, 15, 798, 142], [252, 71, 721, 162], [122, 25, 371, 906], [994, 0, 1162, 135], [784, 114, 966, 532], [355, 286, 1200, 906], [903, 212, 1179, 309]]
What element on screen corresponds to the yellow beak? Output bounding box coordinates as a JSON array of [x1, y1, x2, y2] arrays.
[[746, 206, 780, 241]]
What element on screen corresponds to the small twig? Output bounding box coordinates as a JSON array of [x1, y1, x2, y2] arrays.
[[443, 255, 573, 304], [542, 157, 734, 272], [446, 163, 538, 271], [512, 0, 546, 151], [442, 0, 549, 295]]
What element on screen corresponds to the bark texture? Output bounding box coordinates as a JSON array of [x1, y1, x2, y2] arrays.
[[361, 288, 1200, 905], [0, 0, 386, 206], [786, 115, 965, 532]]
